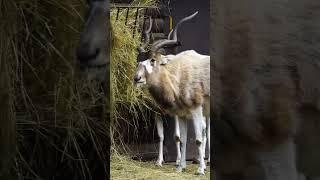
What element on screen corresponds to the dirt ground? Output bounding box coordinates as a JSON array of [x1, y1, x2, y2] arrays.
[[111, 154, 211, 180]]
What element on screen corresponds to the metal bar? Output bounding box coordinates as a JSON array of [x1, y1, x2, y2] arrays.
[[169, 16, 173, 31], [125, 7, 129, 25], [132, 8, 140, 38], [111, 5, 155, 40], [141, 8, 147, 42], [116, 7, 120, 21]]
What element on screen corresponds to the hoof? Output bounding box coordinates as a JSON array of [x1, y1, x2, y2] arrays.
[[196, 168, 205, 175], [155, 160, 163, 167], [175, 159, 181, 167], [176, 166, 185, 173]]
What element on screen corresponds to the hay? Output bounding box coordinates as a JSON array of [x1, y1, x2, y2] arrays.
[[111, 153, 210, 180], [110, 0, 160, 151], [2, 0, 108, 179]]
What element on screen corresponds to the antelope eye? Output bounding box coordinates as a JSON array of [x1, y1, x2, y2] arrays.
[[150, 59, 156, 66]]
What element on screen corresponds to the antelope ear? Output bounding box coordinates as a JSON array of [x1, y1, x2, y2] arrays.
[[160, 59, 168, 65], [160, 55, 173, 65]]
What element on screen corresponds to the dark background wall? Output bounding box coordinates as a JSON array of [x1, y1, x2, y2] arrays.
[[170, 0, 209, 55]]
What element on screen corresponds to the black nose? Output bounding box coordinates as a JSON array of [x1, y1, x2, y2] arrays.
[[134, 75, 141, 82], [77, 42, 100, 64]]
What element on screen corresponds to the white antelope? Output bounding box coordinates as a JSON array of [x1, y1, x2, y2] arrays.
[[134, 11, 210, 175]]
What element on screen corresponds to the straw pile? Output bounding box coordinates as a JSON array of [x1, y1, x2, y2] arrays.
[[111, 151, 211, 180], [110, 0, 160, 153], [2, 0, 108, 179]]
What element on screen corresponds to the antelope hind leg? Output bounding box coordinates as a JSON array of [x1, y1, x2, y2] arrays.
[[176, 117, 187, 172], [174, 115, 181, 167], [191, 106, 206, 175]]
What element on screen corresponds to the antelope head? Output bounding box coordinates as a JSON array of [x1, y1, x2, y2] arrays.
[[134, 11, 199, 86]]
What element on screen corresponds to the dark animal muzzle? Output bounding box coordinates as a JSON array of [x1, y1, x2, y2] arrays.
[[133, 75, 141, 82]]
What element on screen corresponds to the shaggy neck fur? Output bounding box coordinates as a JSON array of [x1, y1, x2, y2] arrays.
[[147, 65, 180, 111], [146, 58, 209, 116]]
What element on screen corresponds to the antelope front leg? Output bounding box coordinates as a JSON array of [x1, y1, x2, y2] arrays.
[[191, 106, 206, 175], [155, 115, 164, 166], [174, 115, 181, 166], [176, 117, 187, 173]]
